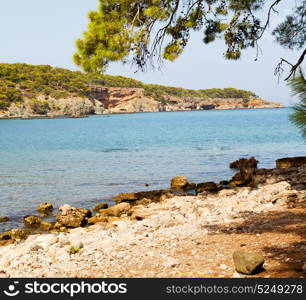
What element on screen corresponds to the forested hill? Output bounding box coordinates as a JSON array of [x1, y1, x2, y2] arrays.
[[0, 63, 258, 110]]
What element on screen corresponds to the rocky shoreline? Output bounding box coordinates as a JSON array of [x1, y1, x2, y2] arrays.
[[0, 157, 305, 278]]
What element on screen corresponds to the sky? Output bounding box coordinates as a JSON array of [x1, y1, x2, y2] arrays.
[[0, 0, 303, 105]]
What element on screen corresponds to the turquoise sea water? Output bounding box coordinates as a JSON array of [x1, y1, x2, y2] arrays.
[[0, 108, 305, 231]]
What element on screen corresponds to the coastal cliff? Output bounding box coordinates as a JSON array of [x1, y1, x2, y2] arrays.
[[0, 63, 283, 118], [0, 86, 283, 119]]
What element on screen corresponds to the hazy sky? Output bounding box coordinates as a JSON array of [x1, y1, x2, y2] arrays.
[[0, 0, 304, 105]]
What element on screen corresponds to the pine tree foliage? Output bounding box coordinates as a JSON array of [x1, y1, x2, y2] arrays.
[[74, 0, 306, 77]]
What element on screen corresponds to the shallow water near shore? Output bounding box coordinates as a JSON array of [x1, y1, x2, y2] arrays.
[[0, 108, 305, 231]]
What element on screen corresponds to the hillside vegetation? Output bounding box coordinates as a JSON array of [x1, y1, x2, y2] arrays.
[[0, 63, 257, 109]]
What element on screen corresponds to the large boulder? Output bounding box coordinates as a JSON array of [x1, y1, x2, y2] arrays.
[[233, 250, 265, 275], [170, 176, 188, 189], [56, 205, 91, 228], [276, 157, 306, 169], [230, 157, 258, 170]]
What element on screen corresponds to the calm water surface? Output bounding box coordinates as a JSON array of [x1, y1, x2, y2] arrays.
[[0, 108, 305, 230]]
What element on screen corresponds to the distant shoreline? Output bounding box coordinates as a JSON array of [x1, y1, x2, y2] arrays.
[[0, 106, 288, 121]]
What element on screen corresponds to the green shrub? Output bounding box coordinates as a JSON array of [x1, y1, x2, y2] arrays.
[[29, 99, 50, 115]]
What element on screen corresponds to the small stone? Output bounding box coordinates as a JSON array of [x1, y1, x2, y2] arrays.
[[170, 176, 188, 189], [60, 227, 68, 232], [219, 264, 229, 270], [0, 217, 9, 223], [233, 250, 265, 275], [36, 202, 53, 213], [99, 203, 131, 218], [30, 244, 44, 252]]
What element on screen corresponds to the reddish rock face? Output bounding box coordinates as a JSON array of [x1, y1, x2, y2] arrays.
[[89, 85, 283, 114], [90, 86, 146, 109]]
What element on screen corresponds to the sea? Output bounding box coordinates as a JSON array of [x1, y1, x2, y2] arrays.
[[0, 108, 305, 231]]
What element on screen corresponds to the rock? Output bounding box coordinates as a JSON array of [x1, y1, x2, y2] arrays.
[[230, 168, 255, 187], [11, 228, 29, 240], [0, 231, 12, 241], [56, 205, 91, 228], [0, 217, 9, 223], [220, 180, 230, 186], [196, 182, 218, 193], [99, 203, 131, 218], [87, 215, 108, 225], [53, 222, 62, 230], [276, 157, 306, 169], [114, 189, 171, 204], [113, 193, 138, 203], [183, 183, 197, 191], [233, 250, 265, 275], [230, 157, 259, 170], [286, 193, 299, 208], [23, 215, 41, 228], [39, 221, 53, 231], [131, 215, 143, 221], [36, 202, 53, 213], [129, 205, 152, 221], [60, 227, 68, 232], [39, 212, 49, 218], [92, 203, 108, 212], [0, 228, 29, 243], [170, 176, 188, 189]]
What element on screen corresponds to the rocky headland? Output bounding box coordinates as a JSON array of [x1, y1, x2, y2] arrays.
[[0, 157, 305, 278], [0, 63, 283, 119], [0, 87, 283, 119]]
